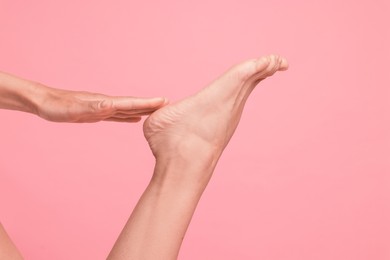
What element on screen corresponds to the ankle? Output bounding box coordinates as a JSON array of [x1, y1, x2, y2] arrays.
[[152, 143, 220, 186]]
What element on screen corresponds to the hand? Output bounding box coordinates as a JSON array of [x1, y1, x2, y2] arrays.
[[0, 71, 168, 123], [36, 85, 168, 123]]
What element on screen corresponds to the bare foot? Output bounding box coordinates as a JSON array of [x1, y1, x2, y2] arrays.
[[144, 55, 288, 161], [108, 56, 288, 260]]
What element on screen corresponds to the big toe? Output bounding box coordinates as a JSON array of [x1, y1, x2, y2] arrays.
[[257, 55, 289, 76], [280, 57, 289, 71], [231, 55, 288, 83]]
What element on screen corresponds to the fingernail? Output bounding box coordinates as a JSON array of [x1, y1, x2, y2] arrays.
[[162, 97, 169, 105]]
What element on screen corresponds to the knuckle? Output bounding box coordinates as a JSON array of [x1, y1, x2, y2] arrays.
[[96, 99, 114, 112]]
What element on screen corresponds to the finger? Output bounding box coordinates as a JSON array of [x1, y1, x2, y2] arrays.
[[103, 116, 142, 123], [111, 97, 168, 111], [112, 107, 163, 116], [113, 112, 153, 119]]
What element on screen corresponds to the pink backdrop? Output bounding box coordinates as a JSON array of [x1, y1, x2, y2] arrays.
[[1, 0, 389, 259]]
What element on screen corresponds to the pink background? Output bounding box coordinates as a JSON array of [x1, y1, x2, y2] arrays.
[[1, 0, 389, 259]]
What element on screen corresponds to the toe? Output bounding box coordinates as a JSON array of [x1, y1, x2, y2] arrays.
[[213, 54, 287, 91], [233, 56, 275, 82], [232, 59, 261, 82], [263, 55, 287, 76], [280, 57, 289, 71], [260, 55, 278, 77], [255, 56, 271, 72]]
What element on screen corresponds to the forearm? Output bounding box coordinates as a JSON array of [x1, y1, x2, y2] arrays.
[[0, 71, 45, 115], [108, 154, 218, 260]]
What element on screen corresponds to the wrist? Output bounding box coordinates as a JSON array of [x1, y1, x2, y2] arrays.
[[0, 72, 48, 115], [24, 81, 49, 116]]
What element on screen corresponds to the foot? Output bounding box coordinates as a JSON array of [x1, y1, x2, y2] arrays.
[[143, 55, 288, 162]]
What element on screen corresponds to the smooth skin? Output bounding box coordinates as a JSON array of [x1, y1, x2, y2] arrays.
[[108, 54, 288, 259], [0, 223, 23, 260], [0, 71, 168, 123], [0, 71, 167, 259], [1, 54, 288, 259]]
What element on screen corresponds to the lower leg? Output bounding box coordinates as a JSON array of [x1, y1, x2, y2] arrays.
[[0, 223, 23, 260], [108, 150, 217, 259], [108, 55, 288, 259]]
